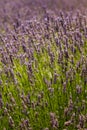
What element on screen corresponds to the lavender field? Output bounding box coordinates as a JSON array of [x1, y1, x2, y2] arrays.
[[0, 0, 87, 130]]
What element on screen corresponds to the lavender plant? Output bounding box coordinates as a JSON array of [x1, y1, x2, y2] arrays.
[[0, 1, 87, 130]]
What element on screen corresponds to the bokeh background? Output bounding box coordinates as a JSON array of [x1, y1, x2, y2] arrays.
[[0, 0, 87, 20]]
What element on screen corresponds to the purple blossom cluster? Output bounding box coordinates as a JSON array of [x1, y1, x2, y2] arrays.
[[0, 0, 87, 130]]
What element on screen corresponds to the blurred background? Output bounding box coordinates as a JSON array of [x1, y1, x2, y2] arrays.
[[0, 0, 87, 24]]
